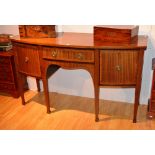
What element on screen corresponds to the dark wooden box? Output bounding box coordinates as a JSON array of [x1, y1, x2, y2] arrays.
[[19, 25, 57, 38], [94, 25, 139, 44]]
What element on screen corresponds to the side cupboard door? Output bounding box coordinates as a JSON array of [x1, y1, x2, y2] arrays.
[[100, 49, 139, 86], [13, 43, 41, 77]]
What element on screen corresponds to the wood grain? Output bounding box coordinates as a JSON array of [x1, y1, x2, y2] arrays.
[[19, 25, 57, 38], [14, 43, 41, 77], [100, 49, 138, 86], [133, 49, 145, 123], [94, 25, 139, 44], [0, 90, 154, 130], [0, 52, 19, 98], [11, 32, 148, 49], [42, 47, 94, 63]]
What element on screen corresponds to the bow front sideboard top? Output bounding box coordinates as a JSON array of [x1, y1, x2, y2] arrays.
[[11, 32, 148, 123]]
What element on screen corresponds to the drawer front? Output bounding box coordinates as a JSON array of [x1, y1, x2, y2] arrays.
[[0, 64, 14, 82], [100, 50, 138, 85], [15, 43, 41, 77], [43, 47, 94, 63]]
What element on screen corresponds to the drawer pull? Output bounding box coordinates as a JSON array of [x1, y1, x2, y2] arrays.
[[51, 51, 57, 57], [25, 57, 29, 63], [75, 53, 84, 60], [115, 65, 121, 71]]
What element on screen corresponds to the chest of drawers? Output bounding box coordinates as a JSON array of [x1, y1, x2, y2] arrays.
[[0, 51, 19, 97]]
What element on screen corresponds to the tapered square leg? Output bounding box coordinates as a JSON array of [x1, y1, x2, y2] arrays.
[[42, 78, 51, 114]]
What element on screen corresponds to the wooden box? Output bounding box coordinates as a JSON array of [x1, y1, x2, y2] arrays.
[[94, 25, 139, 44], [0, 52, 19, 98], [19, 25, 57, 38]]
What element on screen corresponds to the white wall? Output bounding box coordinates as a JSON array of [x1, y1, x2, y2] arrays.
[[1, 25, 155, 104], [0, 25, 19, 35]]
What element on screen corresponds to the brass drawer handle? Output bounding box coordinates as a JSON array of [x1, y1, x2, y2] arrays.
[[115, 65, 121, 71], [25, 57, 29, 63], [51, 51, 57, 57], [75, 53, 84, 60]]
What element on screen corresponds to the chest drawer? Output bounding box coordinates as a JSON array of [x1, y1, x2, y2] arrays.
[[100, 50, 138, 86], [0, 64, 14, 82], [14, 43, 41, 77], [42, 47, 94, 63], [0, 57, 10, 65], [0, 83, 16, 92]]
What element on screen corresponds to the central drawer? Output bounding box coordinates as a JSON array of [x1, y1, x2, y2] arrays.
[[42, 47, 95, 63]]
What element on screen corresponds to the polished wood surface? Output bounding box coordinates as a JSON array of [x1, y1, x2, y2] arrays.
[[133, 49, 145, 123], [0, 91, 154, 130], [11, 32, 148, 49], [43, 47, 95, 63], [11, 32, 148, 123]]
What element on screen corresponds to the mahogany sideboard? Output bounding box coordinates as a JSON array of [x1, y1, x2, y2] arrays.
[[11, 32, 148, 123]]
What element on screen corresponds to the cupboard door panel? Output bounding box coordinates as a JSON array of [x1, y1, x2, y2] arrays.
[[15, 43, 41, 77], [100, 50, 138, 86]]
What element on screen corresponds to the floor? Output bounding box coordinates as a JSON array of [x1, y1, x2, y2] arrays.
[[0, 90, 155, 130]]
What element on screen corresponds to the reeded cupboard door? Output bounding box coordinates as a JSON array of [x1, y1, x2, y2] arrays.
[[100, 50, 138, 86], [14, 43, 41, 77]]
